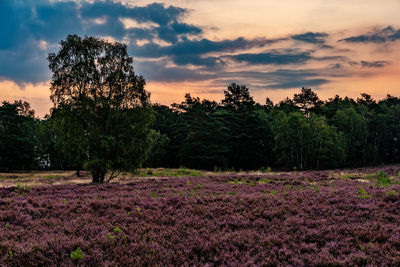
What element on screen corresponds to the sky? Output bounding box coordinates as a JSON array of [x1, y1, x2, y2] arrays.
[[1, 0, 400, 117]]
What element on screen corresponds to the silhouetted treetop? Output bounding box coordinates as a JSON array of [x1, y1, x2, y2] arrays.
[[222, 83, 255, 111], [293, 87, 323, 113], [48, 34, 149, 109], [357, 93, 376, 106]]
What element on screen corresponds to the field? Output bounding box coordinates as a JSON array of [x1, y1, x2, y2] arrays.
[[1, 166, 400, 265]]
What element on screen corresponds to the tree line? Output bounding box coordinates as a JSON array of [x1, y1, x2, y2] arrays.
[[1, 35, 400, 182], [2, 85, 400, 174], [147, 86, 400, 171]]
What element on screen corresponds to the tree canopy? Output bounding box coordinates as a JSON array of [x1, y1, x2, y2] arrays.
[[48, 35, 153, 183]]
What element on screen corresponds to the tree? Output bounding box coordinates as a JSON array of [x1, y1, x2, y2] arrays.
[[51, 104, 86, 175], [173, 94, 230, 170], [272, 111, 345, 170], [0, 101, 37, 171], [221, 83, 255, 112], [48, 35, 153, 183], [332, 107, 366, 165], [293, 87, 323, 114]]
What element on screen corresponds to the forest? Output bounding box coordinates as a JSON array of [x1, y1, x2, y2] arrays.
[[1, 85, 400, 173]]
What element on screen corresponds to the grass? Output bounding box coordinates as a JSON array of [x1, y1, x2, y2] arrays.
[[228, 179, 247, 185], [386, 190, 398, 197], [132, 168, 204, 178], [42, 175, 62, 179], [375, 171, 393, 187], [15, 183, 31, 194], [358, 187, 371, 199]]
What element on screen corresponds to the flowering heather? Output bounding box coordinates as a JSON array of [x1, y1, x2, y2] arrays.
[[1, 169, 400, 266]]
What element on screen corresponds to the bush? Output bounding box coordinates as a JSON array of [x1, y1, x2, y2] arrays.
[[70, 247, 84, 261], [376, 172, 392, 187]]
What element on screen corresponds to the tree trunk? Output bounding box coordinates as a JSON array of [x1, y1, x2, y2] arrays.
[[76, 169, 81, 177], [92, 174, 100, 183], [91, 169, 106, 183]]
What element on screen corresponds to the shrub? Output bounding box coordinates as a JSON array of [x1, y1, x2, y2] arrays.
[[70, 247, 84, 261], [15, 183, 30, 194], [376, 172, 392, 187], [387, 190, 398, 197], [358, 187, 371, 199]]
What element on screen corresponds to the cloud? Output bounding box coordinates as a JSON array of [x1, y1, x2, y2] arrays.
[[136, 60, 216, 82], [227, 50, 312, 65], [0, 0, 391, 93], [128, 37, 275, 69], [266, 79, 329, 89], [291, 32, 328, 44], [208, 69, 332, 90], [0, 40, 50, 84], [349, 61, 390, 68], [0, 0, 205, 83], [81, 2, 202, 42], [341, 26, 400, 43], [81, 2, 186, 26]]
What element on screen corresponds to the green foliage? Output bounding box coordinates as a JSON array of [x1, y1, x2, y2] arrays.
[[113, 227, 121, 233], [358, 187, 371, 199], [48, 35, 153, 183], [386, 190, 398, 197], [0, 100, 37, 171], [107, 234, 116, 239], [70, 247, 84, 261], [259, 166, 272, 173], [145, 130, 170, 167], [310, 184, 320, 193], [3, 73, 400, 173], [194, 183, 203, 191], [8, 250, 13, 260], [375, 172, 392, 187], [272, 111, 345, 170], [229, 179, 246, 185], [15, 183, 30, 194]]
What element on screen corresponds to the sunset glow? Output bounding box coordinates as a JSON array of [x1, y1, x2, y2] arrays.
[[1, 0, 400, 117]]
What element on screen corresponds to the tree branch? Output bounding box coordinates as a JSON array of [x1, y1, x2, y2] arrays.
[[105, 169, 121, 183]]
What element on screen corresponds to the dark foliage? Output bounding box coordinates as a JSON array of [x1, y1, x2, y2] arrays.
[[2, 82, 400, 172], [145, 85, 400, 170], [0, 101, 37, 171], [47, 35, 154, 182]]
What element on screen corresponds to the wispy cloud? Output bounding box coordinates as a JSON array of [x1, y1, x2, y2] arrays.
[[291, 32, 328, 44], [341, 26, 400, 43]]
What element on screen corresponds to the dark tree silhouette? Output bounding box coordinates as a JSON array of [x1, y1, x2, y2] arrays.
[[293, 87, 323, 114], [0, 101, 37, 171], [222, 83, 255, 111], [48, 35, 153, 183]]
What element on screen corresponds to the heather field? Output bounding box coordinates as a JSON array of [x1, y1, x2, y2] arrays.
[[1, 166, 400, 266]]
